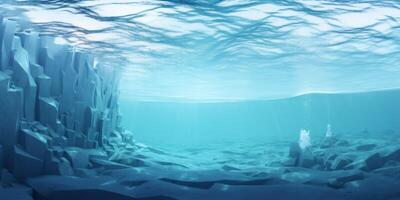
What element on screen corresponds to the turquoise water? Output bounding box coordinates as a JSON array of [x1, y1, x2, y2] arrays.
[[1, 0, 400, 102], [1, 1, 400, 148], [2, 2, 400, 199], [121, 90, 400, 149]]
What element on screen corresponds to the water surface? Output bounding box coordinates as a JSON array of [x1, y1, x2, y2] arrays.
[[1, 0, 400, 102]]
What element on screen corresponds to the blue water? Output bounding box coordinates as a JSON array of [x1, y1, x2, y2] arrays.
[[1, 0, 400, 148], [2, 2, 400, 199], [1, 0, 400, 102], [121, 90, 400, 149]]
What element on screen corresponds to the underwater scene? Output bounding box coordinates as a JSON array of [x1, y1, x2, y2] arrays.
[[0, 0, 400, 200]]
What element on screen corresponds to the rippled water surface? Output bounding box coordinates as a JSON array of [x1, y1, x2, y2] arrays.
[[1, 0, 400, 101]]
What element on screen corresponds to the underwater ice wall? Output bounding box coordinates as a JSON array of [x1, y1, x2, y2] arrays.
[[0, 17, 123, 179]]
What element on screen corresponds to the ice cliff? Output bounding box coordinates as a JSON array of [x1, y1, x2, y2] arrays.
[[0, 18, 125, 179]]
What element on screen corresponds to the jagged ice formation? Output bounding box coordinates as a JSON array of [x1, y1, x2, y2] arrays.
[[0, 17, 126, 180]]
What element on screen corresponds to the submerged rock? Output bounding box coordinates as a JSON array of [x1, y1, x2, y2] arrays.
[[327, 171, 364, 189], [364, 153, 385, 171], [18, 129, 49, 160], [298, 150, 316, 168], [372, 165, 400, 178], [330, 155, 353, 171], [222, 165, 240, 171], [289, 142, 301, 159], [356, 144, 377, 151], [283, 158, 298, 167], [43, 149, 73, 176], [336, 140, 350, 147], [381, 146, 400, 162], [0, 184, 32, 200], [64, 148, 89, 169], [12, 146, 43, 180], [1, 169, 16, 187]]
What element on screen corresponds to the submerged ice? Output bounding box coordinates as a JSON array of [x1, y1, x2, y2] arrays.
[[299, 129, 311, 150], [326, 124, 333, 138], [0, 17, 125, 179]]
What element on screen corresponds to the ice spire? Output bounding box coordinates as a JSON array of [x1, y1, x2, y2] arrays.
[[299, 129, 311, 150], [325, 124, 333, 138]]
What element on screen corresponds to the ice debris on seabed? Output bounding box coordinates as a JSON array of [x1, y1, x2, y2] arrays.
[[1, 18, 400, 200], [326, 124, 333, 138]]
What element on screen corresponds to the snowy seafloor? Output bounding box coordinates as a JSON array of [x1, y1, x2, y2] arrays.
[[1, 0, 400, 199]]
